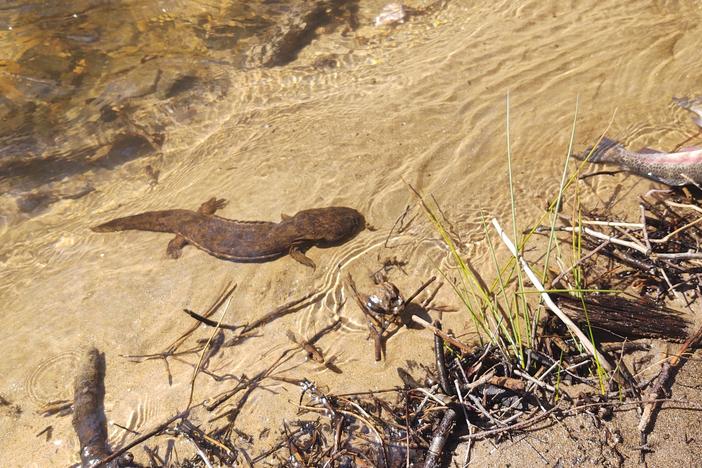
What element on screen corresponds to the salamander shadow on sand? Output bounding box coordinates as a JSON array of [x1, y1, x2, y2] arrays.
[[92, 198, 366, 269]]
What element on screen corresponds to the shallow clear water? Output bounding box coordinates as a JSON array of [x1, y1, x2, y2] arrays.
[[2, 0, 702, 465]]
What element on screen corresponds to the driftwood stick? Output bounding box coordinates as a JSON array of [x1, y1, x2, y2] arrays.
[[548, 239, 611, 289], [433, 321, 453, 395], [648, 215, 702, 244], [453, 380, 474, 464], [578, 219, 644, 229], [594, 242, 657, 273], [665, 200, 702, 214], [555, 212, 642, 229], [423, 407, 457, 468], [654, 251, 702, 260], [72, 347, 112, 468], [639, 204, 652, 253]]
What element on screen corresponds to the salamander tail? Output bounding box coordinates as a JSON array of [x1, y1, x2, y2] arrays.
[[92, 210, 182, 234]]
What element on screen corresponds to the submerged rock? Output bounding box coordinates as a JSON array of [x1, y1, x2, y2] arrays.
[[374, 3, 406, 27], [245, 1, 356, 68], [245, 2, 332, 68]]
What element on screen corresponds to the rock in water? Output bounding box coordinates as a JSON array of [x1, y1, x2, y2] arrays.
[[374, 3, 406, 27]]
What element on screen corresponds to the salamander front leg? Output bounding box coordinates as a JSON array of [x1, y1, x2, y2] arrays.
[[198, 197, 228, 215], [289, 245, 316, 270]]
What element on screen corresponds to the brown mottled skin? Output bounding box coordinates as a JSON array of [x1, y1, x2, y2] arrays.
[[92, 198, 365, 269]]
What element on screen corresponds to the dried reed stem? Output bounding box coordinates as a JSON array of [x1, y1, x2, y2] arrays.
[[491, 218, 615, 375]]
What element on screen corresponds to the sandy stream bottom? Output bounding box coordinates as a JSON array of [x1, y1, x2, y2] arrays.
[[1, 0, 702, 466]]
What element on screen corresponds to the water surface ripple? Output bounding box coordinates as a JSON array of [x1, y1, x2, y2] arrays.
[[2, 0, 701, 464]]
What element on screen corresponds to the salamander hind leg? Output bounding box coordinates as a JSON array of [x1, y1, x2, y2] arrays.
[[198, 197, 227, 215], [289, 245, 316, 270], [165, 198, 226, 258], [166, 235, 188, 259], [166, 198, 227, 258]]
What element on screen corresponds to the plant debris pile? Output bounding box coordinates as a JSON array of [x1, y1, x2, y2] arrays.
[[543, 192, 702, 306], [259, 380, 444, 466], [60, 190, 702, 467]]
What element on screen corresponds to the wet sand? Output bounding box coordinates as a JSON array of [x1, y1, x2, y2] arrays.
[[1, 0, 702, 465]]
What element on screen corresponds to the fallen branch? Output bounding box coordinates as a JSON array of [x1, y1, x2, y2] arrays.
[[423, 407, 457, 468], [72, 347, 112, 468]]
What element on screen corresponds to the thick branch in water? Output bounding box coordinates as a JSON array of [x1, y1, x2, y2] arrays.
[[72, 347, 111, 467]]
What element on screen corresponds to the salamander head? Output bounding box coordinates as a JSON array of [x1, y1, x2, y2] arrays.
[[292, 207, 366, 246]]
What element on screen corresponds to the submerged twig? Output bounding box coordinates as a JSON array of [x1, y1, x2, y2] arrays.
[[286, 330, 325, 363], [187, 293, 235, 408], [169, 282, 237, 355], [411, 315, 475, 354], [406, 276, 437, 304], [120, 282, 238, 372], [99, 411, 190, 466], [241, 289, 325, 333], [182, 308, 242, 331]]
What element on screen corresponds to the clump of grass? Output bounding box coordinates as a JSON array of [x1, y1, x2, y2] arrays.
[[412, 96, 615, 388]]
